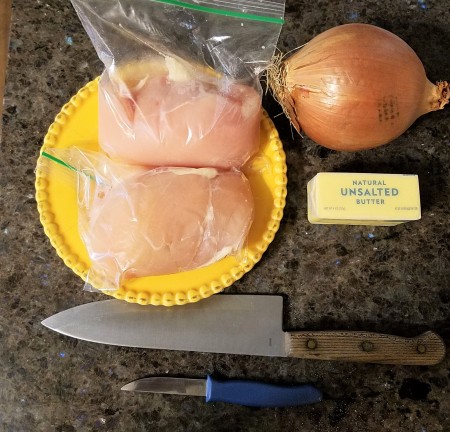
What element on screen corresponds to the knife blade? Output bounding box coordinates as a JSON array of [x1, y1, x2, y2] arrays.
[[41, 295, 445, 365], [121, 375, 323, 407]]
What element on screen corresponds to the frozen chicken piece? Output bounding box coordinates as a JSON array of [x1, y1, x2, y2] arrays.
[[98, 70, 261, 169], [84, 167, 254, 283]]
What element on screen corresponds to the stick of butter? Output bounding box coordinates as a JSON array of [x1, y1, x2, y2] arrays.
[[307, 173, 421, 226]]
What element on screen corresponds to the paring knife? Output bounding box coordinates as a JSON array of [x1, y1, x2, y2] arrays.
[[121, 375, 322, 407], [41, 295, 445, 365]]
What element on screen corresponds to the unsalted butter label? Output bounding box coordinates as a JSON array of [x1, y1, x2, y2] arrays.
[[307, 173, 421, 226]]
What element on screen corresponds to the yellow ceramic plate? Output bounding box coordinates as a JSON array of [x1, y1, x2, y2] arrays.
[[35, 78, 287, 306]]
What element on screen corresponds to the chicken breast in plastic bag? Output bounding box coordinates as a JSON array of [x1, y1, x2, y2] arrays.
[[98, 68, 261, 169], [84, 167, 254, 285]]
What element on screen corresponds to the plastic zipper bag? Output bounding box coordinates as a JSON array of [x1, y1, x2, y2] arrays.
[[71, 0, 286, 168], [39, 148, 254, 291]]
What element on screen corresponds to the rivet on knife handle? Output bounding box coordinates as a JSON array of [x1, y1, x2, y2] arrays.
[[286, 331, 445, 365]]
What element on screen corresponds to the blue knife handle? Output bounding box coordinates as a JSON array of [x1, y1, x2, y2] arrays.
[[205, 376, 322, 407]]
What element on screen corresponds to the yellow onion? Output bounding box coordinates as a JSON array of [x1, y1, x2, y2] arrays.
[[268, 23, 449, 151]]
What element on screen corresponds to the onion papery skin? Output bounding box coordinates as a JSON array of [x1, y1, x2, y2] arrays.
[[270, 24, 449, 151]]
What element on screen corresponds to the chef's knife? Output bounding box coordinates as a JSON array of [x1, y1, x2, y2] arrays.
[[121, 375, 322, 407], [41, 295, 445, 365]]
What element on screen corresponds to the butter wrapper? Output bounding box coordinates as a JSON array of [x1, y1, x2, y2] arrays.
[[307, 173, 421, 226]]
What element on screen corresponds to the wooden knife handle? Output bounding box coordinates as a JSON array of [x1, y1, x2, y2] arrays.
[[286, 331, 445, 365]]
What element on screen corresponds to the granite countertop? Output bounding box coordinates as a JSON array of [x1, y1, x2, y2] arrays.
[[1, 1, 449, 431]]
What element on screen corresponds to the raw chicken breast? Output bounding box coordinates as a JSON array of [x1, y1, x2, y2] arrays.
[[84, 167, 254, 285], [98, 71, 261, 169]]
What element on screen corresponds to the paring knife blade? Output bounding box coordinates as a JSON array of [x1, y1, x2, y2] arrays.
[[41, 295, 445, 365], [121, 375, 323, 407]]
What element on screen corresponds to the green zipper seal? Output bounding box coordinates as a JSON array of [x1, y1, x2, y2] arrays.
[[150, 0, 284, 24], [41, 150, 96, 181], [42, 151, 78, 173]]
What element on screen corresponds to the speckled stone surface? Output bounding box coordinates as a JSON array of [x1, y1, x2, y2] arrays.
[[1, 1, 449, 431]]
